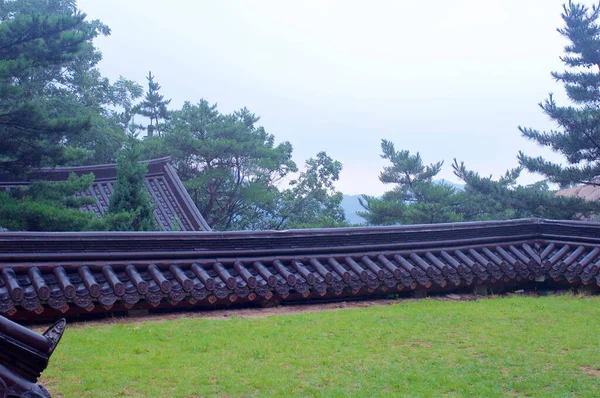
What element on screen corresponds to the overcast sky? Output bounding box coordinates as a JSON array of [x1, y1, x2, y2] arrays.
[[78, 0, 586, 196]]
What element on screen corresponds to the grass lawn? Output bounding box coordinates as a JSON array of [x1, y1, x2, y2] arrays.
[[42, 295, 600, 397]]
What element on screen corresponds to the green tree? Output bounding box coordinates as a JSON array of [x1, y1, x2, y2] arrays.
[[136, 71, 171, 137], [240, 152, 347, 230], [275, 152, 346, 229], [0, 0, 104, 175], [143, 99, 349, 230], [452, 160, 599, 219], [451, 1, 600, 220], [359, 140, 509, 225], [0, 1, 154, 232], [518, 1, 600, 187], [65, 75, 144, 165], [106, 133, 157, 231], [143, 100, 297, 230], [359, 140, 455, 225], [0, 0, 144, 171], [359, 138, 598, 225], [0, 173, 105, 231]]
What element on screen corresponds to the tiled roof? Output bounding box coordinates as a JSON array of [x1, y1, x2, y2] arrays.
[[0, 157, 211, 232], [1, 218, 600, 319]]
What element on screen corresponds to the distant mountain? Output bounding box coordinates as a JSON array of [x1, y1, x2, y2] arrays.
[[341, 195, 367, 225], [341, 180, 464, 225]]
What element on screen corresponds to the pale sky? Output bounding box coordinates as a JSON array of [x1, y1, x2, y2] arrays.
[[78, 0, 587, 195]]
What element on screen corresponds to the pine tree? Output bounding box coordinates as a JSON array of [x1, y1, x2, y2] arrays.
[[107, 133, 157, 231], [136, 71, 171, 137], [147, 100, 298, 230], [518, 1, 600, 187], [359, 140, 455, 225], [450, 1, 600, 221], [0, 173, 106, 231], [452, 160, 599, 220], [0, 0, 99, 175], [359, 140, 500, 225]]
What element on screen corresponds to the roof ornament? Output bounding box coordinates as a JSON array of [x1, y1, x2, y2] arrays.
[[0, 316, 66, 398]]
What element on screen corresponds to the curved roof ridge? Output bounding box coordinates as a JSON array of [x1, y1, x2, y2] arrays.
[[34, 156, 173, 173]]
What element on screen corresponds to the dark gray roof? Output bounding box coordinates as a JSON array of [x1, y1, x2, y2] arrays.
[[0, 218, 599, 319], [0, 157, 211, 232]]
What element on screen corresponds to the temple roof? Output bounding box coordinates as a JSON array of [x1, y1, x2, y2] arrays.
[[0, 157, 211, 232], [1, 218, 600, 319]]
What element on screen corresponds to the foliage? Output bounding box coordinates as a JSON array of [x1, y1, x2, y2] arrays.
[[0, 173, 105, 231], [135, 71, 171, 137], [446, 1, 600, 220], [0, 0, 143, 169], [106, 134, 156, 231], [241, 152, 347, 230], [5, 0, 600, 231], [141, 99, 348, 230], [143, 101, 294, 230], [0, 0, 100, 175], [359, 140, 502, 225], [0, 0, 347, 232], [44, 296, 600, 397], [0, 1, 157, 231], [452, 159, 600, 219], [275, 152, 346, 229], [518, 1, 600, 187], [0, 0, 137, 231], [359, 138, 599, 225], [363, 2, 600, 225], [65, 74, 144, 165]]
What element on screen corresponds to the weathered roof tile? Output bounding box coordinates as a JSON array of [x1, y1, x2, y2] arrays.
[[0, 157, 210, 232], [2, 219, 600, 319]]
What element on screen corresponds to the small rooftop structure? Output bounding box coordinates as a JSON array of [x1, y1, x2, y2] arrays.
[[0, 157, 211, 232]]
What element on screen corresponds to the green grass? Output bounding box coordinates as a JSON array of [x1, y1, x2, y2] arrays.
[[43, 295, 600, 397]]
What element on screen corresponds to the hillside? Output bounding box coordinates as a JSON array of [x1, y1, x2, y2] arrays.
[[341, 194, 366, 225]]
